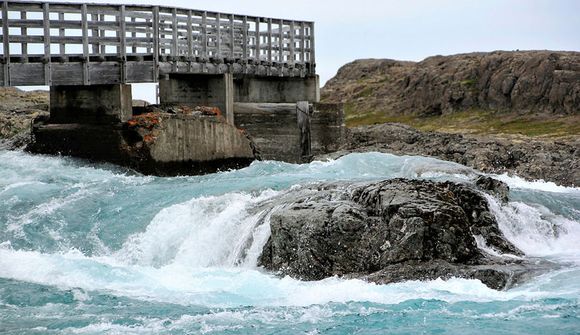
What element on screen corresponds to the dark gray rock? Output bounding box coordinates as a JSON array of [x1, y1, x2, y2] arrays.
[[259, 178, 553, 290]]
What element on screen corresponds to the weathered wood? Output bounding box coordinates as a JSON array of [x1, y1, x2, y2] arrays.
[[289, 21, 295, 64], [2, 1, 10, 85], [152, 6, 159, 80], [119, 5, 127, 82], [1, 1, 316, 86], [43, 2, 51, 85], [82, 3, 89, 84]]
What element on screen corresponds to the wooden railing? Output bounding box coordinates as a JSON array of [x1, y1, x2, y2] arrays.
[[0, 1, 316, 86]]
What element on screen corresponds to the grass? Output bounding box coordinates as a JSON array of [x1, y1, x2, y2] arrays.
[[346, 109, 580, 139]]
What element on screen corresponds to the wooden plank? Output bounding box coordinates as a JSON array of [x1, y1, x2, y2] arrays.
[[152, 6, 159, 80], [202, 11, 207, 60], [279, 19, 284, 63], [289, 21, 295, 64], [120, 4, 127, 82], [99, 14, 105, 54], [2, 1, 9, 86], [171, 7, 177, 71], [187, 9, 192, 69], [299, 22, 305, 64], [43, 2, 51, 85], [267, 18, 272, 63], [82, 3, 89, 84], [254, 17, 260, 61], [216, 13, 221, 58], [310, 22, 315, 67], [146, 17, 151, 53], [91, 13, 99, 55], [131, 17, 136, 53], [59, 12, 66, 56], [230, 14, 234, 58], [20, 12, 27, 55]]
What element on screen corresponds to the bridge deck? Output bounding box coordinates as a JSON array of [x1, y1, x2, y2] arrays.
[[0, 1, 316, 86]]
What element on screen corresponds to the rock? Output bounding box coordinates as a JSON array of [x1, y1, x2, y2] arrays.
[[475, 176, 510, 203], [322, 51, 580, 116], [317, 123, 580, 187], [259, 178, 553, 290]]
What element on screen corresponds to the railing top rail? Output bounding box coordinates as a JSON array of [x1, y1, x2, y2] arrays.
[[4, 0, 315, 24]]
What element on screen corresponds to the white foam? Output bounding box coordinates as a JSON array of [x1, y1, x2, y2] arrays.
[[487, 195, 580, 261], [492, 173, 580, 194], [115, 190, 279, 268]]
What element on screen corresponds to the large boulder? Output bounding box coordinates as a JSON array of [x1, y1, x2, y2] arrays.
[[259, 178, 552, 290]]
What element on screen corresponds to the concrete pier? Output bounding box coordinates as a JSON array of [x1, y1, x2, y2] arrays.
[[50, 84, 133, 124], [159, 74, 235, 125]]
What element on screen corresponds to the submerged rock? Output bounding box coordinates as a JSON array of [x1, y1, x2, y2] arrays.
[[258, 178, 552, 290]]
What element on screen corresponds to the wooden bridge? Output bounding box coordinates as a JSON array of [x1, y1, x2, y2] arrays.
[[0, 1, 316, 86]]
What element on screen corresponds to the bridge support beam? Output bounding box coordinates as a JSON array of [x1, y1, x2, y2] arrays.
[[159, 73, 235, 125], [50, 84, 133, 124], [233, 75, 320, 104]]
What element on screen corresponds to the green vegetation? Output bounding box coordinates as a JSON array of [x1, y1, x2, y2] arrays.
[[346, 109, 580, 138]]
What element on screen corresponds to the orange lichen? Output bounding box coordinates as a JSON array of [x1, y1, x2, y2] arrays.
[[126, 113, 161, 130]]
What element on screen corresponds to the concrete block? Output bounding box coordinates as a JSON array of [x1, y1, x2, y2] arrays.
[[159, 73, 234, 125], [234, 75, 320, 103], [49, 84, 132, 124]]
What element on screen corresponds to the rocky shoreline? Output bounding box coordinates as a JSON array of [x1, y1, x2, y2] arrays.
[[315, 123, 579, 187]]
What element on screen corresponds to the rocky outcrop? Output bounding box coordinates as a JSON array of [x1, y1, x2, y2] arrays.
[[316, 123, 580, 187], [259, 178, 553, 290], [322, 51, 580, 116], [27, 106, 259, 176], [0, 88, 49, 148]]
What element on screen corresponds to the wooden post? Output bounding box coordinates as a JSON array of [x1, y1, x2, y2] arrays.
[[267, 18, 272, 63], [171, 8, 177, 71], [90, 13, 98, 55], [216, 13, 221, 59], [60, 12, 66, 55], [187, 9, 192, 71], [152, 6, 159, 81], [2, 1, 10, 85], [99, 14, 105, 54], [242, 16, 247, 61], [146, 18, 151, 54], [131, 17, 136, 54], [201, 11, 207, 59], [20, 11, 27, 56], [289, 21, 295, 65], [299, 22, 305, 64], [310, 22, 315, 72], [43, 3, 51, 85], [254, 17, 260, 61], [119, 5, 127, 82], [229, 14, 234, 59], [279, 19, 283, 64], [81, 4, 89, 85]]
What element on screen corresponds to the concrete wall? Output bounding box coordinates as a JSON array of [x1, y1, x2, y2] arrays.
[[150, 114, 254, 163], [159, 73, 234, 124], [234, 102, 345, 163], [234, 103, 303, 163], [49, 84, 132, 124], [311, 103, 346, 156], [234, 75, 320, 103]]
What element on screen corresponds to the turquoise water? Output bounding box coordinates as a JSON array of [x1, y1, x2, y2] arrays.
[[0, 150, 579, 334]]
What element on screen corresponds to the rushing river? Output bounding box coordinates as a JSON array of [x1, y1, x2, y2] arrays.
[[0, 150, 579, 334]]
